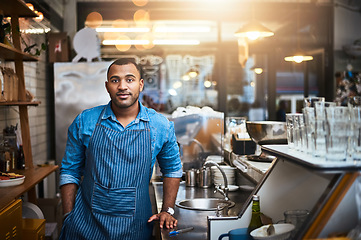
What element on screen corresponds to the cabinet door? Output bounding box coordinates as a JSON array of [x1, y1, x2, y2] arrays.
[[0, 199, 22, 240]]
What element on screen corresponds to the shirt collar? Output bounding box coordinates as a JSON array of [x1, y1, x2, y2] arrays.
[[102, 101, 150, 123]]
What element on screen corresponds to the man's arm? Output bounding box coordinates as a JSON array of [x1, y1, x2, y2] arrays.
[[61, 183, 78, 217], [148, 177, 180, 229]]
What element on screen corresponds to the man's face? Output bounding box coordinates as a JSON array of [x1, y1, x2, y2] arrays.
[[105, 63, 144, 109]]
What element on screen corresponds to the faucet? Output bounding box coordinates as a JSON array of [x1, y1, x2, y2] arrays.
[[191, 139, 205, 161], [202, 160, 229, 201]]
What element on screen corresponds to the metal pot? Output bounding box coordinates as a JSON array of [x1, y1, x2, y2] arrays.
[[246, 121, 287, 145]]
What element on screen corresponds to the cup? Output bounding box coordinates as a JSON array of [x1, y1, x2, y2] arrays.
[[286, 114, 295, 149], [218, 228, 249, 240], [284, 209, 309, 238], [313, 102, 336, 157], [185, 169, 197, 187], [293, 113, 305, 152], [350, 107, 361, 161], [304, 97, 325, 108], [303, 107, 315, 155], [325, 106, 350, 161]]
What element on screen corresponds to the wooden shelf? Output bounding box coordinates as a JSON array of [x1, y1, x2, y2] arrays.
[[0, 0, 38, 18], [0, 165, 59, 211], [0, 43, 38, 62], [0, 101, 41, 106]]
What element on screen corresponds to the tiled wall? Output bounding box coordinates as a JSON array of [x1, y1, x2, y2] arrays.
[[1, 34, 50, 166]]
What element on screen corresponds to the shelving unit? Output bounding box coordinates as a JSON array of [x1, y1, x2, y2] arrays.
[[0, 0, 58, 210]]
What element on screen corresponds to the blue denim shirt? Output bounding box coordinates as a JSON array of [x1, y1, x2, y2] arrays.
[[60, 101, 183, 187]]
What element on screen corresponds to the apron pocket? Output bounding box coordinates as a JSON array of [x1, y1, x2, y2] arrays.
[[92, 182, 136, 217]]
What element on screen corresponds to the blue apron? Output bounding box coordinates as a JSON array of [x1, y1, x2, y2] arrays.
[[60, 108, 153, 240]]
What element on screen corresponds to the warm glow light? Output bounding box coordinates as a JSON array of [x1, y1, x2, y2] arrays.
[[22, 28, 51, 34], [168, 89, 177, 96], [254, 68, 263, 74], [115, 35, 132, 52], [188, 71, 198, 78], [103, 39, 150, 45], [235, 20, 274, 41], [173, 81, 182, 89], [34, 11, 44, 22], [250, 81, 255, 87], [134, 10, 150, 25], [182, 75, 191, 81], [154, 26, 211, 33], [112, 19, 128, 28], [246, 31, 261, 41], [86, 12, 103, 28], [102, 39, 200, 46], [284, 55, 313, 63], [134, 34, 154, 50], [132, 0, 148, 7], [96, 27, 150, 33], [204, 80, 212, 88], [26, 3, 34, 11], [103, 32, 121, 41], [153, 39, 200, 45]]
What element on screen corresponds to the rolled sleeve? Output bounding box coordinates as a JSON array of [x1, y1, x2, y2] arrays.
[[157, 121, 183, 178], [59, 114, 86, 187], [60, 174, 82, 186]]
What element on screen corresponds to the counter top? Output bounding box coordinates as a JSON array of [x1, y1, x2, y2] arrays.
[[152, 181, 253, 240]]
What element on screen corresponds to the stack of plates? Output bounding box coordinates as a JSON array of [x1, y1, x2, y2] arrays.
[[206, 155, 223, 164], [211, 165, 236, 186]]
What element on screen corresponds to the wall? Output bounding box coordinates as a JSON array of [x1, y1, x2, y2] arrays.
[[334, 3, 361, 72]]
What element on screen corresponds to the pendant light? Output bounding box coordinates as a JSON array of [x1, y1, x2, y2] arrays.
[[284, 4, 313, 63], [234, 4, 274, 41]]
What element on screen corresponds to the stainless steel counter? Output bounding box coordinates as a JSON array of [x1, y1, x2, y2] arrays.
[[152, 181, 253, 240]]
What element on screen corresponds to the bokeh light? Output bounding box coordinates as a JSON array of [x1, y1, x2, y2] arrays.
[[115, 35, 132, 52], [133, 10, 150, 27], [132, 0, 148, 7], [86, 12, 103, 28], [112, 19, 128, 28], [103, 32, 121, 41]]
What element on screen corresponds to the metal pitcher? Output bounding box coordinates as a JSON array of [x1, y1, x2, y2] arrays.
[[197, 168, 212, 188]]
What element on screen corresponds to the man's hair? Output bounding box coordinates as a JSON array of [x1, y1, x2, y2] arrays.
[[107, 58, 141, 79]]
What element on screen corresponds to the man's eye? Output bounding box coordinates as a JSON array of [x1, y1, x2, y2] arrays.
[[111, 79, 119, 83], [126, 78, 134, 82]]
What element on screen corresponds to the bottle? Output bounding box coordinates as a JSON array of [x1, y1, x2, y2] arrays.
[[248, 195, 263, 236], [17, 145, 25, 170]]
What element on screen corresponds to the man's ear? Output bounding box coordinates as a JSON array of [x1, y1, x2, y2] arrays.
[[105, 81, 110, 93], [140, 78, 144, 92]]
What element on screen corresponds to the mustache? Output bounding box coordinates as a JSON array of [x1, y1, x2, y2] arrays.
[[116, 91, 131, 96]]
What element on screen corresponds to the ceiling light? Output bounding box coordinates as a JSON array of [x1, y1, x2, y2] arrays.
[[96, 27, 150, 33], [284, 54, 313, 63], [154, 26, 211, 33], [34, 11, 44, 22], [152, 40, 200, 45], [252, 67, 264, 74], [234, 19, 274, 41], [102, 39, 200, 46], [103, 39, 150, 45], [284, 4, 313, 63]]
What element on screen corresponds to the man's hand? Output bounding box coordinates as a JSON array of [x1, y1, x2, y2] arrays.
[[148, 212, 178, 229]]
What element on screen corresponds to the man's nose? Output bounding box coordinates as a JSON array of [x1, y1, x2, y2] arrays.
[[117, 80, 128, 89]]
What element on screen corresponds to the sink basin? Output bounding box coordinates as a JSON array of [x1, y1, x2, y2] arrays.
[[176, 198, 235, 211]]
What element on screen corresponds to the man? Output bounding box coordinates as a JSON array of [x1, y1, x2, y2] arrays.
[[59, 58, 182, 240]]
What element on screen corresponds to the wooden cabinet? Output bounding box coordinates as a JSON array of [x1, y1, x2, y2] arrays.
[[208, 145, 360, 240], [0, 0, 58, 211]]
